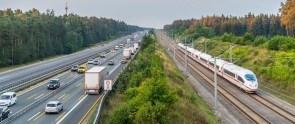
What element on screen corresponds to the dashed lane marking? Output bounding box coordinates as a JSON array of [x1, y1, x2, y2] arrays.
[[27, 94, 38, 100], [27, 112, 40, 121]]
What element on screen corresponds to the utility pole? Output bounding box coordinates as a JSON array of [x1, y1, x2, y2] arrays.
[[185, 38, 188, 77], [214, 56, 218, 112], [191, 39, 193, 48], [205, 42, 207, 54], [65, 2, 68, 16], [230, 45, 232, 63]]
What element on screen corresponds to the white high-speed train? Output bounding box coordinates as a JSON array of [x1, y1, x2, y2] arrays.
[[177, 43, 258, 93]]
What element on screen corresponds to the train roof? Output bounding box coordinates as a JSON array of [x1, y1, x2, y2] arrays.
[[223, 63, 254, 75]]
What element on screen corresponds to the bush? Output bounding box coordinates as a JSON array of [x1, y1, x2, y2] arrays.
[[221, 33, 234, 42], [253, 36, 267, 46]]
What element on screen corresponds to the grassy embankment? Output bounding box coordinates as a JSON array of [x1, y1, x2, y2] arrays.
[[194, 37, 295, 105], [99, 33, 219, 124]]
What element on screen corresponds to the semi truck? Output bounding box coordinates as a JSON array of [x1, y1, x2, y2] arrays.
[[84, 67, 107, 94], [129, 47, 135, 55], [123, 48, 131, 60], [134, 43, 139, 50], [127, 39, 131, 44]]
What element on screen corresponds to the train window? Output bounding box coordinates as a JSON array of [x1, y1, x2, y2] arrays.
[[200, 58, 207, 63], [224, 69, 235, 77], [238, 76, 245, 83], [209, 62, 214, 67], [216, 65, 220, 70], [245, 74, 256, 81]]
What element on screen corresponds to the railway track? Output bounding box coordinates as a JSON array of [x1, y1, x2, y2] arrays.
[[160, 33, 295, 124]]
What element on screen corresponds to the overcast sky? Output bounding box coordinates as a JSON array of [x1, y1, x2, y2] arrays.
[[0, 0, 285, 29]]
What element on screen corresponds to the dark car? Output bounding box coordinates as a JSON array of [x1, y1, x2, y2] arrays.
[[71, 65, 78, 71], [0, 106, 10, 122], [47, 79, 60, 90], [108, 60, 114, 65]]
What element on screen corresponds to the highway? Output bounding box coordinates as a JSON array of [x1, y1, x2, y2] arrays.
[[0, 34, 134, 91], [1, 32, 145, 124]]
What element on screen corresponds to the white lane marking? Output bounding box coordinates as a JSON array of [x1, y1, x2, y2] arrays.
[[27, 111, 41, 121], [76, 83, 82, 87], [58, 94, 66, 100], [56, 94, 88, 124], [109, 63, 121, 74], [34, 94, 44, 100]]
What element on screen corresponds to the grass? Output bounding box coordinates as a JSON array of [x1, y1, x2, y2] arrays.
[[99, 36, 219, 124], [201, 38, 295, 105], [155, 41, 219, 124]]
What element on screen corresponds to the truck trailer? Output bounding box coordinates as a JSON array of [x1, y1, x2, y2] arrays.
[[123, 48, 131, 60], [84, 66, 107, 94], [134, 43, 139, 50]]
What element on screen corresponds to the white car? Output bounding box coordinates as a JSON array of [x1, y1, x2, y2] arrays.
[[88, 59, 94, 64], [45, 101, 63, 114], [0, 92, 17, 107]]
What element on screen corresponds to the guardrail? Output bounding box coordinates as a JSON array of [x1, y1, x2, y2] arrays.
[[0, 47, 124, 124], [93, 47, 141, 124]]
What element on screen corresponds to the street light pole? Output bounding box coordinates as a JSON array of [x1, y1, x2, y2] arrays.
[[214, 56, 218, 112], [185, 38, 188, 77], [205, 41, 207, 54]]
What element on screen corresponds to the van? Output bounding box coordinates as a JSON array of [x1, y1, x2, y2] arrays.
[[0, 92, 17, 106]]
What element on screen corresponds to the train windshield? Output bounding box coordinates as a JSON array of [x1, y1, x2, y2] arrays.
[[245, 74, 256, 81]]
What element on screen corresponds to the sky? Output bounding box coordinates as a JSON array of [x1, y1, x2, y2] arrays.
[[0, 0, 285, 29]]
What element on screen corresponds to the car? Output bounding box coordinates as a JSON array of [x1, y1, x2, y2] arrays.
[[45, 101, 63, 114], [47, 79, 60, 90], [121, 58, 127, 64], [78, 65, 87, 73], [71, 65, 79, 71], [88, 59, 94, 64], [111, 50, 115, 53], [0, 92, 17, 106], [93, 60, 100, 65], [119, 44, 124, 48], [0, 106, 10, 122], [108, 60, 114, 65], [100, 52, 106, 58], [114, 46, 119, 50]]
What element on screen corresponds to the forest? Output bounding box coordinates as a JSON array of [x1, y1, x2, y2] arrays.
[[164, 0, 295, 103], [0, 8, 141, 67]]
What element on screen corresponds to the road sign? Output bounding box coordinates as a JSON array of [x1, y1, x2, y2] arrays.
[[104, 80, 112, 90]]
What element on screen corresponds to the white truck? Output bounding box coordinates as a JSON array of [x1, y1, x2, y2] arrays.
[[134, 43, 139, 50], [129, 47, 135, 55], [84, 67, 107, 94], [127, 39, 131, 44], [123, 48, 131, 60]]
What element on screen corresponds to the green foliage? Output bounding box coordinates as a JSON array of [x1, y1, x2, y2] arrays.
[[253, 36, 267, 46], [267, 36, 295, 51], [0, 9, 142, 67], [242, 32, 254, 45], [109, 34, 176, 124], [221, 33, 234, 42]]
